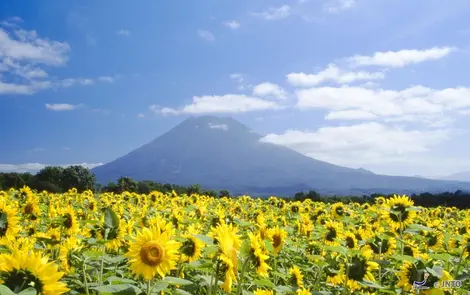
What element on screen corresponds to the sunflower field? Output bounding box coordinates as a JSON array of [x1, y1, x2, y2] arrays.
[[0, 187, 469, 295]]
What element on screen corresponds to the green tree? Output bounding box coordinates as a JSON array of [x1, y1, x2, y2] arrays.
[[36, 166, 64, 190], [219, 189, 231, 198], [117, 176, 138, 193], [61, 165, 96, 192]]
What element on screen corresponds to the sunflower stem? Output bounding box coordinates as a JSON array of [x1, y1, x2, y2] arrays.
[[146, 280, 152, 295], [236, 258, 251, 295], [82, 260, 90, 295], [99, 244, 106, 286], [453, 246, 465, 278], [209, 259, 220, 295], [398, 212, 404, 256]]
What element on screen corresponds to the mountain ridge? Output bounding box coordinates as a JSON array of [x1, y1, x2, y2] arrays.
[[92, 116, 470, 195]]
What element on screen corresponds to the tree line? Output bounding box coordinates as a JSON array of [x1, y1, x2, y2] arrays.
[[1, 166, 470, 208]]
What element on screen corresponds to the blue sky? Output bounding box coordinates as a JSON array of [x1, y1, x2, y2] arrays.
[[1, 0, 470, 177]]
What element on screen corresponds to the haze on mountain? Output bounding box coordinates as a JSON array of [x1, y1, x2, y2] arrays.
[[92, 116, 470, 195]]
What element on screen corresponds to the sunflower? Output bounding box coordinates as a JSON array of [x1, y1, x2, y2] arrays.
[[125, 226, 180, 280], [180, 234, 204, 262], [331, 203, 346, 219], [296, 288, 311, 295], [323, 221, 343, 246], [23, 194, 41, 220], [210, 223, 241, 293], [248, 232, 271, 277], [397, 261, 453, 293], [289, 265, 304, 288], [343, 232, 358, 249], [253, 289, 273, 295], [269, 226, 287, 255], [341, 247, 379, 291], [403, 239, 427, 260], [424, 230, 443, 251], [366, 235, 397, 256], [0, 249, 69, 295], [58, 237, 82, 274], [382, 195, 416, 231], [59, 205, 80, 236], [375, 197, 386, 206], [0, 198, 20, 245]]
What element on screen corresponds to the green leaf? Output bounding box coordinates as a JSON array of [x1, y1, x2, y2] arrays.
[[82, 250, 103, 260], [324, 245, 347, 256], [253, 278, 275, 288], [162, 277, 194, 285], [203, 245, 218, 256], [429, 253, 453, 262], [105, 276, 137, 285], [0, 285, 16, 295], [151, 281, 169, 292], [426, 266, 443, 278], [273, 286, 293, 294], [264, 240, 274, 253], [359, 280, 384, 289], [194, 234, 213, 245], [18, 288, 38, 295], [90, 284, 142, 295], [391, 254, 415, 263], [104, 207, 120, 229], [456, 273, 469, 281], [175, 289, 193, 295]]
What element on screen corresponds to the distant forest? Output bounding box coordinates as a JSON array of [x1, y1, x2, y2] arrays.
[[1, 165, 470, 209]]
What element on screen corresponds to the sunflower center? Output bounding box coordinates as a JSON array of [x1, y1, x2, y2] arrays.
[[459, 227, 467, 235], [347, 256, 367, 281], [335, 207, 344, 216], [346, 237, 355, 249], [182, 239, 196, 257], [0, 210, 9, 237], [389, 204, 409, 222], [63, 213, 73, 229], [3, 270, 44, 294], [325, 227, 337, 242], [427, 234, 438, 247], [403, 246, 414, 257], [140, 241, 165, 266], [369, 238, 390, 254], [272, 234, 282, 248], [24, 203, 34, 215]]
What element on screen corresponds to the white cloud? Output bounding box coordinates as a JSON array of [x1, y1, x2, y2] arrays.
[[45, 103, 81, 111], [116, 29, 131, 36], [252, 82, 287, 100], [287, 64, 385, 87], [137, 113, 145, 118], [324, 0, 356, 13], [230, 73, 252, 91], [0, 163, 103, 173], [98, 76, 114, 83], [0, 23, 116, 95], [208, 123, 229, 130], [349, 47, 455, 68], [151, 94, 281, 115], [295, 85, 470, 124], [325, 110, 377, 120], [253, 5, 292, 20], [197, 30, 215, 42], [0, 28, 70, 65], [224, 20, 240, 29], [260, 122, 448, 166]]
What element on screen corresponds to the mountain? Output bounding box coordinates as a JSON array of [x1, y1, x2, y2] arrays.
[[439, 171, 470, 182], [92, 116, 470, 195]]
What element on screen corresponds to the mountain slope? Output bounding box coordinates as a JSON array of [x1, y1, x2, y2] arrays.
[[440, 171, 470, 182], [92, 116, 470, 195]]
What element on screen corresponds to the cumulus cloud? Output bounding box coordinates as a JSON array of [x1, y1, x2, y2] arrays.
[[0, 163, 103, 173], [253, 5, 292, 20], [197, 30, 215, 42], [260, 122, 448, 166], [325, 110, 377, 120], [349, 47, 455, 68], [294, 85, 470, 125], [151, 94, 282, 115], [224, 20, 240, 29], [252, 82, 287, 99], [287, 64, 385, 87]]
